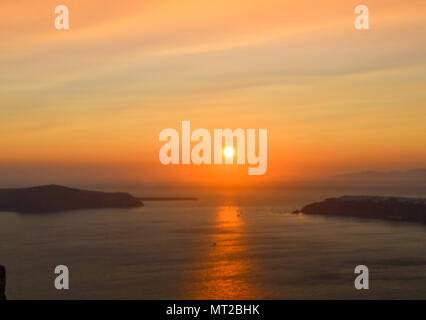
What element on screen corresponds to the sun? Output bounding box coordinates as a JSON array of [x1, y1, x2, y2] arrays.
[[224, 147, 234, 158]]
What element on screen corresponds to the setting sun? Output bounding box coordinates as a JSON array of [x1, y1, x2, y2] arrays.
[[224, 147, 234, 159]]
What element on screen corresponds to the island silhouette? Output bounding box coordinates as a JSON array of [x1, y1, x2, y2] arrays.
[[294, 195, 426, 225], [0, 185, 143, 213]]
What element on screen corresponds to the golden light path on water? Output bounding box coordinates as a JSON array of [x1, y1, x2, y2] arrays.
[[187, 206, 257, 299]]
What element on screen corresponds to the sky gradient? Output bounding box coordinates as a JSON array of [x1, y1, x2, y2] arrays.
[[1, 0, 426, 186]]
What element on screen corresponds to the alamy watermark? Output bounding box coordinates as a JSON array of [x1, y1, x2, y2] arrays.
[[54, 265, 69, 290], [354, 5, 369, 30], [159, 121, 267, 175], [54, 5, 69, 30]]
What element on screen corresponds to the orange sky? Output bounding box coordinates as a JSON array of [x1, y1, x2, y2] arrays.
[[1, 0, 425, 186]]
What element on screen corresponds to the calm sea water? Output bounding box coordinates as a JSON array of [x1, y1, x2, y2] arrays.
[[0, 187, 426, 299]]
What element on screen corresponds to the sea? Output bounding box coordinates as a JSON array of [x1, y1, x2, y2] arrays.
[[1, 186, 426, 299]]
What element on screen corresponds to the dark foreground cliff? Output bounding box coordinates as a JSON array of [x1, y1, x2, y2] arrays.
[[0, 265, 5, 300], [297, 196, 426, 224], [0, 185, 143, 213]]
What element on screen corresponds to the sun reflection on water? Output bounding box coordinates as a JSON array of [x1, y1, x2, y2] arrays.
[[187, 206, 257, 299]]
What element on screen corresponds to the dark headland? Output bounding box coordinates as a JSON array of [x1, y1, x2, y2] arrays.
[[0, 185, 143, 213], [294, 196, 426, 224], [0, 265, 5, 300]]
